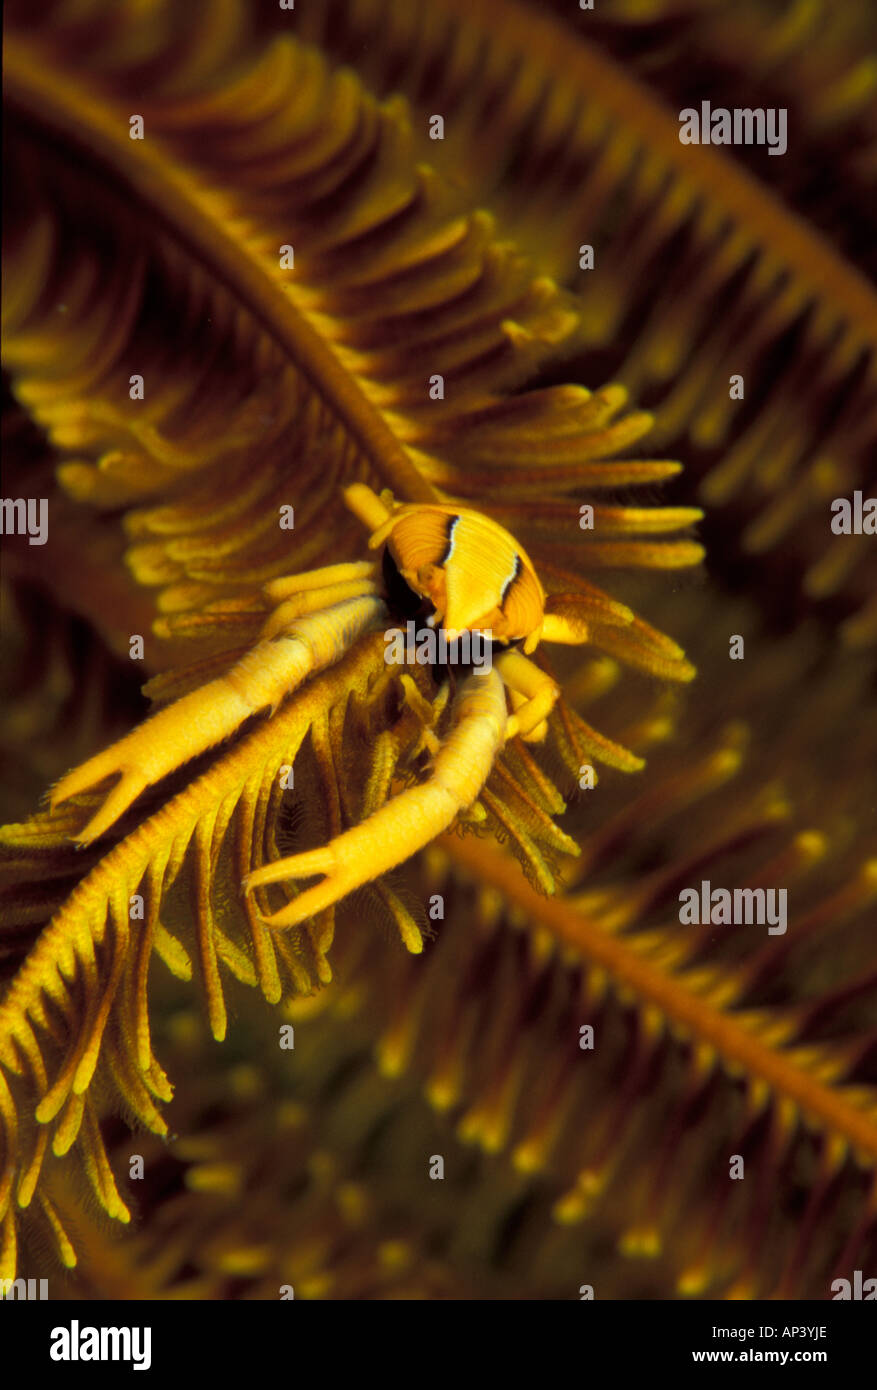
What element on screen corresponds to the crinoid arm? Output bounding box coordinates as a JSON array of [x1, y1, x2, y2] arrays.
[[540, 612, 590, 644], [261, 561, 379, 636], [244, 666, 509, 929], [50, 589, 387, 845]]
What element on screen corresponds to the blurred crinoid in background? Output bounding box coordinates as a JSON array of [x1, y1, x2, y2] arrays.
[[1, 0, 875, 1300]]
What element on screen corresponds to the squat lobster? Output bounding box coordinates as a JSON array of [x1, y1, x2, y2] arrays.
[[52, 485, 594, 927]]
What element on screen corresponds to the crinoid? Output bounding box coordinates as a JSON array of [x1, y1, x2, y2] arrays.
[[1, 0, 875, 1301], [1, 0, 704, 1277]]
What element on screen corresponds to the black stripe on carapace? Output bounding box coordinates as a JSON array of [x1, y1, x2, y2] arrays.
[[440, 513, 461, 566], [500, 552, 523, 604]]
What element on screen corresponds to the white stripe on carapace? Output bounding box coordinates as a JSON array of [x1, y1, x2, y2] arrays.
[[500, 552, 523, 604], [441, 514, 461, 565]]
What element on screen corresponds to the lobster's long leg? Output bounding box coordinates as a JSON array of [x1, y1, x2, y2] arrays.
[[51, 593, 387, 844], [496, 649, 560, 743], [243, 665, 508, 929]]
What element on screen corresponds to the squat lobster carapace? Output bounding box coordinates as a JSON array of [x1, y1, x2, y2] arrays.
[[52, 485, 596, 920]]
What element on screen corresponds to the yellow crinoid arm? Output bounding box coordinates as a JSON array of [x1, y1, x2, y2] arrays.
[[540, 612, 591, 644], [50, 593, 387, 845], [263, 561, 378, 602], [261, 562, 380, 637], [244, 665, 509, 930]]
